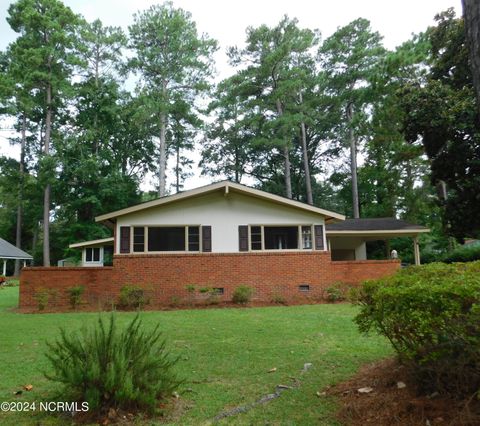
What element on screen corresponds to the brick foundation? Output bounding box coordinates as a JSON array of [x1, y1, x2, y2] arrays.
[[19, 252, 400, 311]]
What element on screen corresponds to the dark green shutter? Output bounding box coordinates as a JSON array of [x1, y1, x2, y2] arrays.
[[120, 226, 130, 253], [314, 225, 324, 250], [202, 226, 212, 252], [239, 225, 248, 252]]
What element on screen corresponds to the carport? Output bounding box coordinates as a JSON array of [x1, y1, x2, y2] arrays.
[[326, 218, 430, 265]]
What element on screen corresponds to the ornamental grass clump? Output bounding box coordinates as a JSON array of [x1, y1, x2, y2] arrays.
[[355, 261, 480, 396], [45, 314, 181, 414]]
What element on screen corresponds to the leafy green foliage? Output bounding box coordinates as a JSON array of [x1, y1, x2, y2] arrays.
[[45, 314, 181, 413], [355, 261, 480, 395], [232, 285, 253, 304], [399, 9, 480, 239], [67, 285, 84, 309], [324, 283, 346, 303], [118, 285, 149, 310]]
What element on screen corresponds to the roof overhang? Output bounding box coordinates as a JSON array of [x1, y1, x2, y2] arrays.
[[95, 181, 346, 223], [326, 229, 430, 238], [69, 237, 114, 249], [0, 255, 33, 260]]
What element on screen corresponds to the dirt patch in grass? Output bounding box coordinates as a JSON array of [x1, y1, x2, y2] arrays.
[[328, 358, 480, 426]]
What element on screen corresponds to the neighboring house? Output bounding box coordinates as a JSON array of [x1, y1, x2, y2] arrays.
[[0, 238, 33, 277], [20, 181, 429, 310]]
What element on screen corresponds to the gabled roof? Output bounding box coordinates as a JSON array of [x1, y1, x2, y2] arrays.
[[0, 238, 33, 260], [69, 237, 114, 249], [95, 181, 346, 223], [326, 218, 430, 236]]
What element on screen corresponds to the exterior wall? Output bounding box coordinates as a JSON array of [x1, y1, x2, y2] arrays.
[[115, 192, 326, 254], [328, 237, 367, 260], [19, 253, 400, 311]]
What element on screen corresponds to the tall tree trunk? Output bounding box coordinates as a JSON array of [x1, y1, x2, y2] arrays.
[[43, 83, 52, 266], [347, 102, 360, 218], [175, 143, 180, 193], [158, 81, 167, 197], [298, 92, 313, 205], [462, 0, 480, 117], [14, 115, 27, 276], [31, 223, 38, 266], [275, 99, 292, 199], [93, 46, 100, 155]]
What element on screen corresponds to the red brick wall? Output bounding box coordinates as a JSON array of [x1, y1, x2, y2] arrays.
[[19, 253, 400, 311]]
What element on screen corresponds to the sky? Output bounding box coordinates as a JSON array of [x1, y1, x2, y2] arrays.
[[0, 0, 462, 190]]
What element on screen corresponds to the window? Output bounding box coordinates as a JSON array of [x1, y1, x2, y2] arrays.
[[250, 226, 262, 250], [133, 227, 145, 252], [148, 227, 185, 251], [188, 226, 200, 251], [301, 226, 312, 249], [264, 226, 298, 250], [299, 284, 310, 292], [246, 225, 317, 251], [85, 247, 100, 263], [212, 288, 224, 295]]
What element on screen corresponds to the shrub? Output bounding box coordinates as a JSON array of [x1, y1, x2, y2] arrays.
[[45, 314, 181, 414], [355, 261, 480, 395], [185, 284, 196, 293], [442, 243, 480, 263], [170, 296, 181, 307], [324, 283, 346, 302], [232, 285, 253, 304], [4, 279, 19, 287], [118, 285, 148, 310], [271, 294, 287, 305], [67, 286, 85, 310], [199, 286, 211, 294], [34, 288, 52, 311]]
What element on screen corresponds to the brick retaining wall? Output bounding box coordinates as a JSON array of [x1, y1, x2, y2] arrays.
[[19, 252, 400, 311]]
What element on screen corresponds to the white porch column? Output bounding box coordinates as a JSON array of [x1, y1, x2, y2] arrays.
[[2, 260, 6, 276], [413, 237, 421, 265]]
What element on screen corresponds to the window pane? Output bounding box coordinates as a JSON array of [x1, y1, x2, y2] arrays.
[[301, 226, 312, 249], [188, 226, 200, 251], [86, 248, 92, 262], [250, 226, 262, 250], [133, 227, 145, 252], [93, 248, 101, 262], [264, 226, 298, 250], [148, 227, 185, 251]]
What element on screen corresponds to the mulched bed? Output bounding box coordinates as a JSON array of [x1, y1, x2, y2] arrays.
[[328, 358, 480, 426]]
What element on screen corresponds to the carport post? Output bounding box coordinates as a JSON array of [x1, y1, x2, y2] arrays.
[[2, 259, 6, 276], [413, 237, 421, 265]]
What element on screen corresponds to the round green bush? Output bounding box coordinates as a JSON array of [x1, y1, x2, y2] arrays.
[[355, 261, 480, 395], [232, 285, 253, 304]]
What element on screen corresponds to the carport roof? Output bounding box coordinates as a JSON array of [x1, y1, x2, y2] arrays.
[[326, 218, 429, 237], [0, 238, 33, 260]]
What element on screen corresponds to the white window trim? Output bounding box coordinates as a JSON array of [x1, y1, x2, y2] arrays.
[[83, 247, 104, 266]]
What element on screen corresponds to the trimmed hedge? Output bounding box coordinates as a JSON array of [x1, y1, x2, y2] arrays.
[[355, 261, 480, 395]]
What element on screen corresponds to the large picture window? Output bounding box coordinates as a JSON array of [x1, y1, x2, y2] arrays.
[[148, 227, 185, 251]]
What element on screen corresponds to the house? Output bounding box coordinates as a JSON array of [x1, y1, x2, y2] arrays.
[[0, 238, 33, 277], [19, 181, 429, 310]]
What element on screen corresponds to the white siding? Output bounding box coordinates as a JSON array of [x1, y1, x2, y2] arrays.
[[328, 237, 367, 260], [116, 191, 326, 253]]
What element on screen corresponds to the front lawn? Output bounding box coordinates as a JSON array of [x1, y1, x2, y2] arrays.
[[0, 287, 391, 425]]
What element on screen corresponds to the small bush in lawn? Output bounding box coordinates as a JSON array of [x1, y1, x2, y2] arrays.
[[67, 285, 85, 309], [45, 314, 181, 415], [355, 261, 480, 396], [232, 285, 253, 304], [118, 285, 148, 310], [324, 283, 346, 302]]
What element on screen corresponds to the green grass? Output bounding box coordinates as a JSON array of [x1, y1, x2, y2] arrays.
[[0, 287, 392, 425]]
